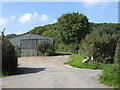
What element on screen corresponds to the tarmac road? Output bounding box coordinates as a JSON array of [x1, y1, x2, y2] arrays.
[[2, 55, 112, 88]]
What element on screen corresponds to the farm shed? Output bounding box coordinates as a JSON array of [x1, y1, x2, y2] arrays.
[[9, 33, 53, 57]]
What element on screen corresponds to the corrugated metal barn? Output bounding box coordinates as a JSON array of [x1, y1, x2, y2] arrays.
[[9, 33, 53, 57]]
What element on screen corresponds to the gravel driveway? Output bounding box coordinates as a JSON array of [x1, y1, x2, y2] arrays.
[[2, 55, 112, 88]]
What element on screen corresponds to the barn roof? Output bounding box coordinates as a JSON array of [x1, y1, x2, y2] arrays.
[[9, 33, 52, 40]]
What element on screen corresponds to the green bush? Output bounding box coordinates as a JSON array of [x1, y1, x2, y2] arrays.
[[57, 43, 79, 54], [92, 37, 117, 64], [2, 37, 18, 75], [79, 29, 118, 64], [114, 39, 120, 88], [114, 39, 120, 65], [36, 41, 55, 56]]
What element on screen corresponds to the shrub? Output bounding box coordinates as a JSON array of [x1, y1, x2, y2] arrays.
[[79, 30, 118, 64], [36, 41, 55, 56], [114, 39, 120, 88], [2, 37, 18, 75], [92, 37, 117, 64], [114, 39, 120, 65], [57, 42, 79, 54]]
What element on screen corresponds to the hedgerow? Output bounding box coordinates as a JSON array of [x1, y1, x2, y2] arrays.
[[2, 36, 18, 75]]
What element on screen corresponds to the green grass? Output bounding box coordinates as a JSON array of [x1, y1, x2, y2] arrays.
[[99, 64, 119, 87], [0, 70, 17, 78], [0, 72, 8, 78], [0, 74, 8, 78], [65, 55, 104, 70]]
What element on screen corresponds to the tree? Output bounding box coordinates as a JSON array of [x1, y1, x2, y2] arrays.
[[29, 23, 58, 35], [57, 12, 90, 44], [41, 29, 57, 38]]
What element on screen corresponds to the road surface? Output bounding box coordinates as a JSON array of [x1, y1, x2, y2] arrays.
[[2, 56, 112, 88]]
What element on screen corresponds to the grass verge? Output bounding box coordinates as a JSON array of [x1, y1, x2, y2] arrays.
[[0, 72, 8, 78], [0, 74, 8, 78], [0, 70, 19, 78], [65, 55, 104, 70], [99, 64, 119, 88]]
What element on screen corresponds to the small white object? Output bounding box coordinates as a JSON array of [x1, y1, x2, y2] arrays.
[[82, 59, 88, 63], [91, 57, 93, 61]]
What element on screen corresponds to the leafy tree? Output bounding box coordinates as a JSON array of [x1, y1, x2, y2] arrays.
[[29, 26, 45, 34], [41, 29, 57, 38], [57, 12, 90, 44], [29, 23, 58, 35]]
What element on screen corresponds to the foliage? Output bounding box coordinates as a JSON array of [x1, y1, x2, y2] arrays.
[[41, 29, 60, 45], [29, 26, 45, 34], [79, 23, 120, 64], [92, 37, 117, 64], [36, 41, 55, 56], [29, 23, 58, 35], [65, 55, 104, 69], [29, 23, 60, 52], [41, 29, 57, 38], [99, 64, 119, 87], [57, 12, 90, 44], [56, 43, 79, 54], [90, 23, 120, 35], [0, 74, 8, 77], [28, 13, 120, 55], [5, 34, 17, 39], [114, 39, 120, 65], [114, 39, 120, 88], [2, 36, 18, 75]]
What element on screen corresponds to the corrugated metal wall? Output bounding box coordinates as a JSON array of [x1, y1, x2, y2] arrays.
[[20, 39, 53, 57], [21, 49, 37, 57]]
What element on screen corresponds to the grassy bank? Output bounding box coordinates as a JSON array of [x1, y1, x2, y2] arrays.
[[65, 55, 103, 70], [99, 64, 119, 87]]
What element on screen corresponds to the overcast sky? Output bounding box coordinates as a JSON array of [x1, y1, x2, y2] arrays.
[[0, 1, 119, 35]]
